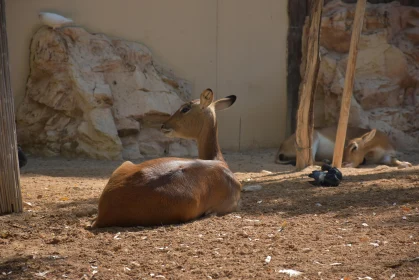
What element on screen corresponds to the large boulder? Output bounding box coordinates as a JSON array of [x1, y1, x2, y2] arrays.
[[308, 0, 419, 149], [17, 27, 197, 160]]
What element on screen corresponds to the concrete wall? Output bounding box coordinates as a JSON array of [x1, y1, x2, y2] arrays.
[[5, 0, 288, 150]]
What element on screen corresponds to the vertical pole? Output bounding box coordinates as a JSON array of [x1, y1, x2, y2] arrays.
[[295, 0, 323, 171], [332, 0, 367, 168], [286, 0, 308, 136], [0, 0, 22, 214]]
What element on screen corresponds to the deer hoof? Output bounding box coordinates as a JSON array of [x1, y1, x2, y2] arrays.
[[397, 161, 412, 169]]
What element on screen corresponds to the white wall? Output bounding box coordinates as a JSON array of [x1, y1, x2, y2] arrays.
[[6, 0, 288, 150]]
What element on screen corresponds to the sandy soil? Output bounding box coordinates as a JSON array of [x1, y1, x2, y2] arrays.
[[0, 149, 418, 280]]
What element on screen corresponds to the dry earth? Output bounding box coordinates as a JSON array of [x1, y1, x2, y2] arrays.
[[1, 149, 418, 280]]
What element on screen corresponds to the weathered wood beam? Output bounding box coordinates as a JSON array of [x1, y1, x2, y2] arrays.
[[286, 0, 308, 136], [295, 0, 323, 171], [332, 0, 367, 168], [0, 0, 22, 214]]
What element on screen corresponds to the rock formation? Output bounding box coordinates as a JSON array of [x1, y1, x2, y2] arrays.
[[307, 0, 419, 149], [17, 27, 197, 160]]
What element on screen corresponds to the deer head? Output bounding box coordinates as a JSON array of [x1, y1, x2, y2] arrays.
[[161, 88, 236, 160], [343, 129, 376, 168], [275, 133, 297, 163]]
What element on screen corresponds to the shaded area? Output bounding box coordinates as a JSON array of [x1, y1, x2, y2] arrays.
[[0, 255, 77, 280], [239, 168, 419, 218], [20, 156, 125, 179]]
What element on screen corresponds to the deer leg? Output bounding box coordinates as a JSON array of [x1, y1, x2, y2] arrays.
[[385, 155, 412, 169]]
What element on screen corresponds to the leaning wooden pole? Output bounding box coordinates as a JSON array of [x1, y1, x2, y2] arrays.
[[286, 0, 308, 136], [332, 0, 366, 168], [295, 0, 323, 171], [0, 0, 23, 214]]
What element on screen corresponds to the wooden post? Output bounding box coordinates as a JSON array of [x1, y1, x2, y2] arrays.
[[286, 0, 309, 136], [332, 0, 367, 168], [0, 0, 23, 214], [295, 0, 323, 171]]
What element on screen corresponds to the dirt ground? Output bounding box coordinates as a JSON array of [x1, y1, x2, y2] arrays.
[[0, 149, 418, 280]]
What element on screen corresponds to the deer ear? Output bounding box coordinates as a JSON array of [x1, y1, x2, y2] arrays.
[[214, 95, 236, 111], [199, 88, 214, 109], [362, 129, 376, 143], [349, 143, 358, 152]]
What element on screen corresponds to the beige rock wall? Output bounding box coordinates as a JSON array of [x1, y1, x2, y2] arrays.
[[311, 0, 419, 149], [17, 27, 196, 160]]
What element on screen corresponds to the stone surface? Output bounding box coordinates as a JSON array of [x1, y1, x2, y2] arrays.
[[17, 26, 195, 159], [308, 0, 419, 149]]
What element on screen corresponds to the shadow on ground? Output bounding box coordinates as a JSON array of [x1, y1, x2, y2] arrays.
[[0, 254, 75, 280], [239, 168, 419, 219], [20, 156, 125, 179]]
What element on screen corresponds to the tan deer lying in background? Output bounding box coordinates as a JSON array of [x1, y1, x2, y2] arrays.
[[276, 126, 412, 169], [92, 89, 242, 228]]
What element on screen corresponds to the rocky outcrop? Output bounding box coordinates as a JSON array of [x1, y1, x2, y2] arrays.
[[17, 27, 197, 160], [308, 0, 419, 149]]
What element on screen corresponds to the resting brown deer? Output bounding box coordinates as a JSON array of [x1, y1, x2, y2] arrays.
[[342, 129, 412, 169], [92, 89, 242, 228], [276, 126, 412, 169]]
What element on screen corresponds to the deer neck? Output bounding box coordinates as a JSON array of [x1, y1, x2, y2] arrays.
[[197, 118, 224, 162]]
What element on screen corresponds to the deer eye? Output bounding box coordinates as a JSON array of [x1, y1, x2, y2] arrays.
[[181, 107, 190, 113]]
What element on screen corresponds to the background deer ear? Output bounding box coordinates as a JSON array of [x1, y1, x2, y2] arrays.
[[200, 88, 214, 109], [361, 129, 376, 143], [214, 95, 237, 111], [350, 143, 358, 152]]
